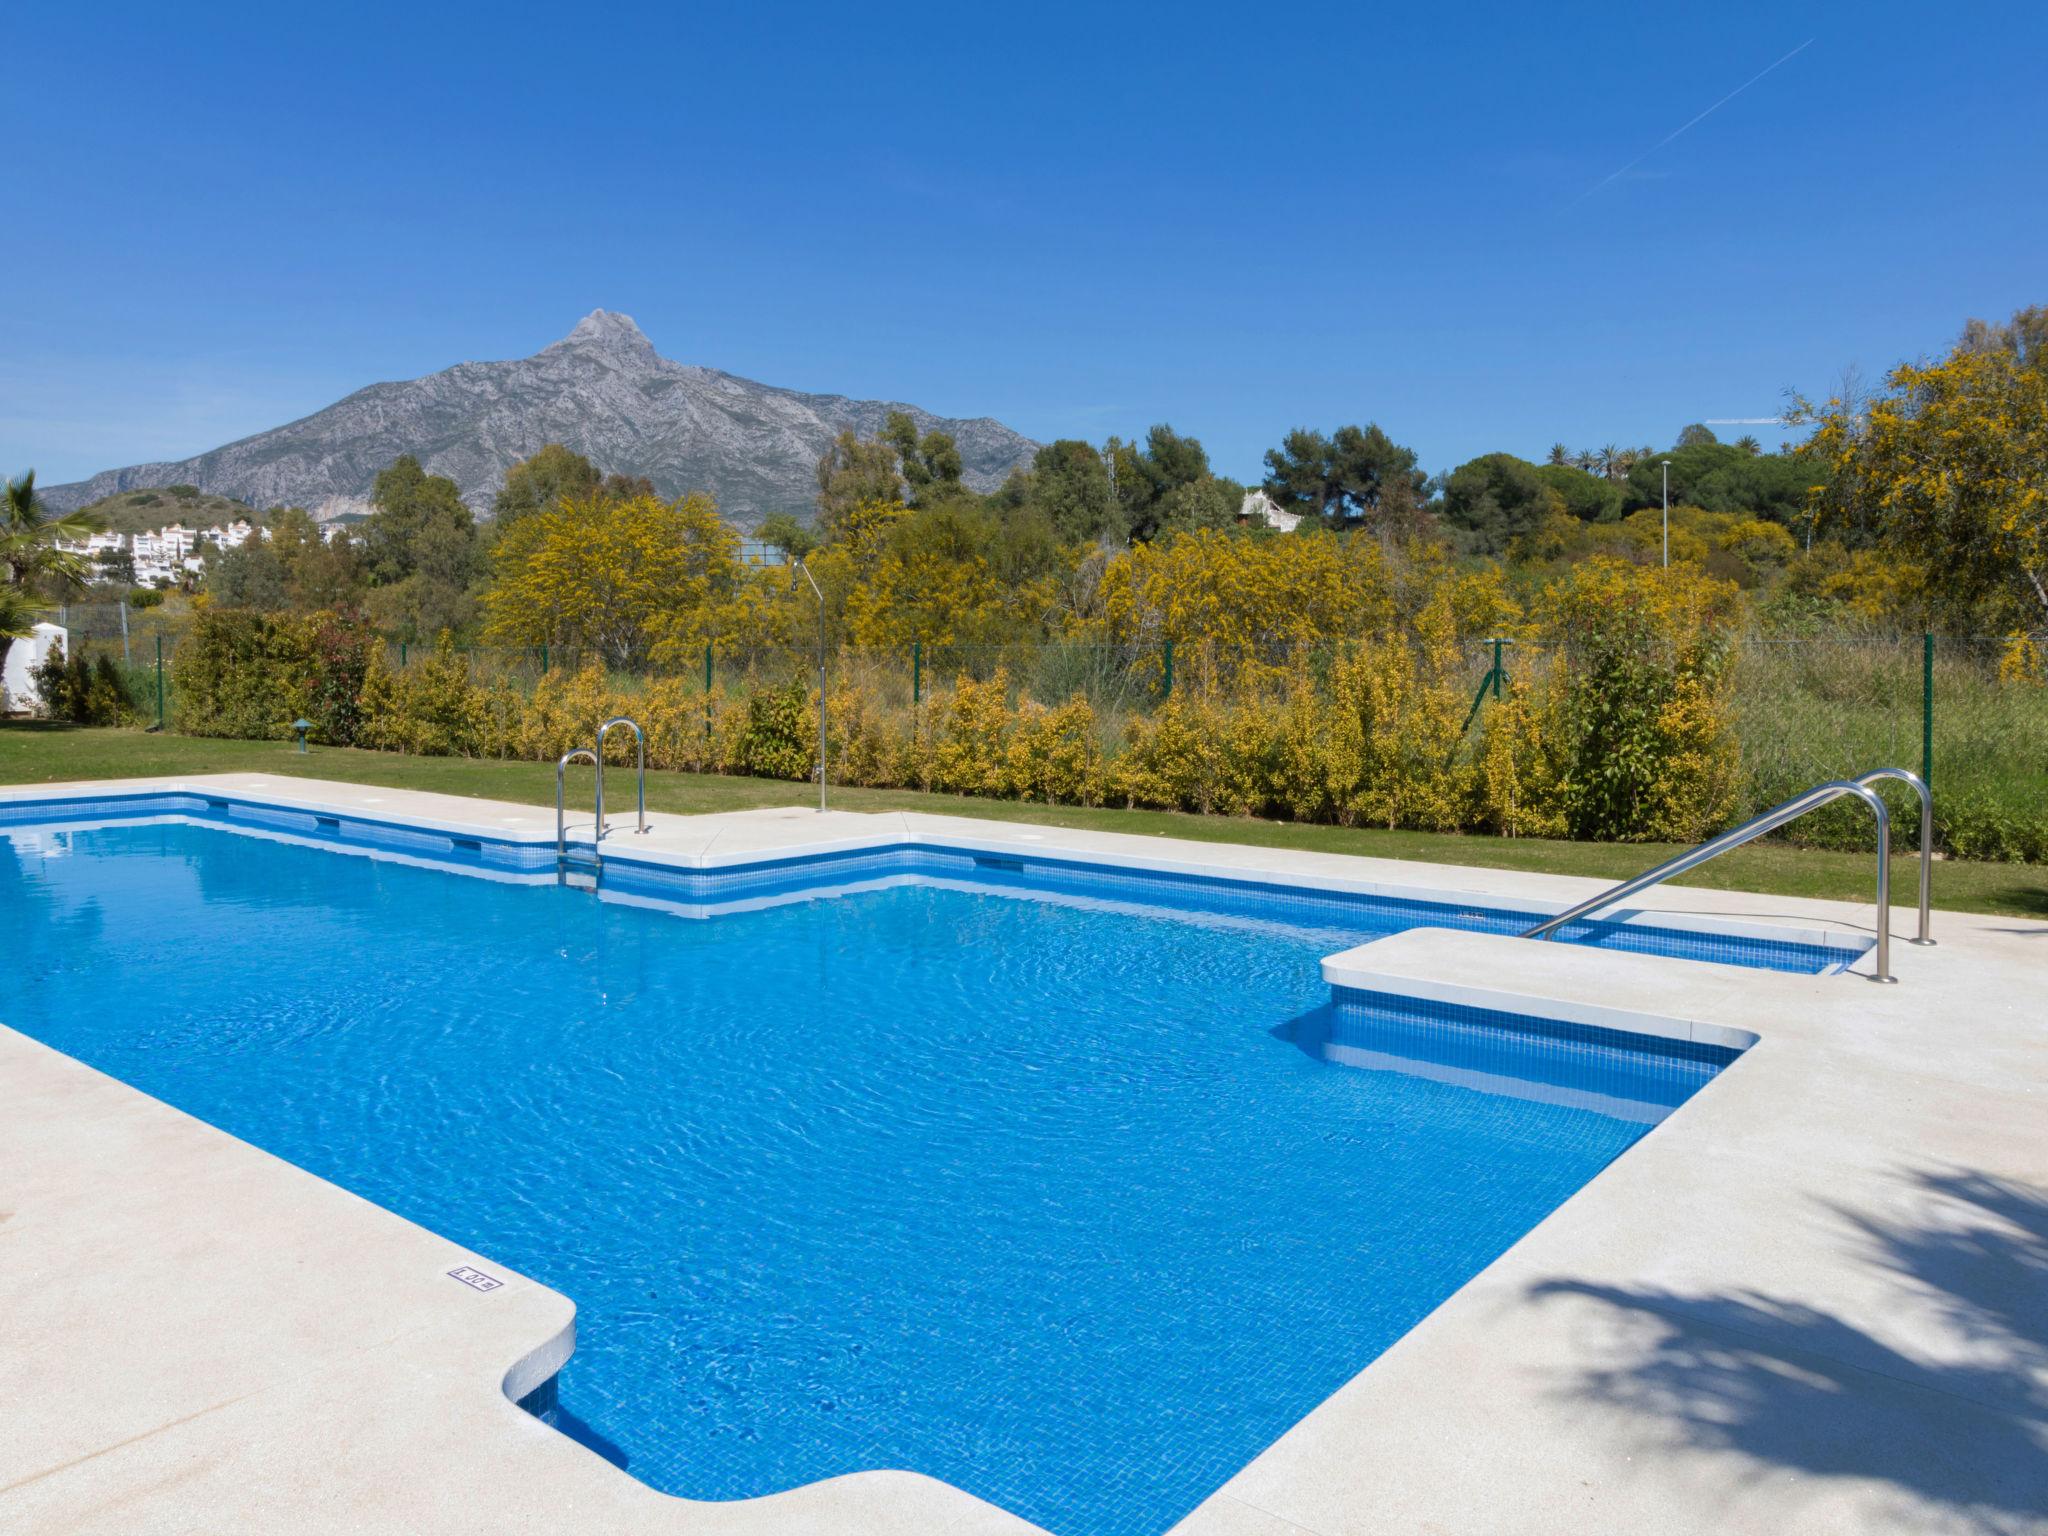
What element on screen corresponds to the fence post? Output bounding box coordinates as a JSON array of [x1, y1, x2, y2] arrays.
[[154, 634, 165, 731], [1491, 636, 1505, 699], [1162, 638, 1174, 697], [703, 641, 714, 751], [912, 640, 921, 706], [540, 643, 549, 672], [400, 641, 408, 669], [1922, 632, 1934, 790]]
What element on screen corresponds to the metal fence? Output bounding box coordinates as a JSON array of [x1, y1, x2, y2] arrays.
[[45, 602, 2047, 859]]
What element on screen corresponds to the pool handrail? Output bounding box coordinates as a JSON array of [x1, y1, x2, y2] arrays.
[[1855, 767, 1933, 945], [596, 716, 649, 838], [1521, 776, 1899, 983], [556, 747, 600, 862]]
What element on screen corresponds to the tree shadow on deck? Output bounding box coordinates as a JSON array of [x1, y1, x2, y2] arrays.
[[1530, 1168, 2048, 1533]]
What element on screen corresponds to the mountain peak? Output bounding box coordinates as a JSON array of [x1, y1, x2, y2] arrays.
[[36, 317, 1040, 528], [554, 308, 655, 360]]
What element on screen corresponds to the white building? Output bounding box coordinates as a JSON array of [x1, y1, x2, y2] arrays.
[[2, 623, 66, 713], [1238, 489, 1301, 534], [55, 517, 269, 590], [204, 520, 258, 550]]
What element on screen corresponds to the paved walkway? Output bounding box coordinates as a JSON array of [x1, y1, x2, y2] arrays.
[[2, 775, 2043, 1535]]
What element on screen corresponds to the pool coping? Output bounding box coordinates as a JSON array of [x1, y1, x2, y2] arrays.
[[0, 774, 1879, 964], [3, 773, 2044, 1535]]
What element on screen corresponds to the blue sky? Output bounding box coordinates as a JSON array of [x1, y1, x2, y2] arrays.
[[4, 0, 2043, 490]]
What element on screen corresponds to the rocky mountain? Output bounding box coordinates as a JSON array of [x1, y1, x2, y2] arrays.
[[39, 312, 1040, 527]]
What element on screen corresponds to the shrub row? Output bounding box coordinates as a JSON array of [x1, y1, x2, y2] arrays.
[[171, 605, 1744, 844]]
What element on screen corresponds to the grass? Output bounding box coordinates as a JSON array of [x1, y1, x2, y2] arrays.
[[5, 722, 2044, 920]]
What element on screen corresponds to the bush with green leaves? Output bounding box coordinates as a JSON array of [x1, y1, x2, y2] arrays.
[[736, 680, 815, 780], [170, 606, 377, 742], [32, 651, 133, 725]]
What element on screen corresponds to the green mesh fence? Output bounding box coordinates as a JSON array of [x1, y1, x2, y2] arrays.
[[39, 604, 2048, 862]]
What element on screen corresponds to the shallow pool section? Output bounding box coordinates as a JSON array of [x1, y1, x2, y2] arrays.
[[2, 819, 1738, 1536], [0, 789, 1866, 973]]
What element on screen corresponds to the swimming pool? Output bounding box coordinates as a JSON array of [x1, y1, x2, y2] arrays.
[[3, 806, 1751, 1536]]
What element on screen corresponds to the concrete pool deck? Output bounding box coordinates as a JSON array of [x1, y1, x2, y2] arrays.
[[2, 773, 2044, 1535]]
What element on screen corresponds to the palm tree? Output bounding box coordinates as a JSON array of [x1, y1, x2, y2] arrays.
[[0, 577, 46, 713], [1735, 434, 1762, 455], [3, 470, 101, 590], [1596, 444, 1620, 481], [1573, 448, 1600, 474], [1546, 443, 1570, 466], [0, 582, 38, 640]]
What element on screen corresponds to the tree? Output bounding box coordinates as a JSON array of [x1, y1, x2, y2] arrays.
[[494, 444, 602, 525], [268, 507, 364, 609], [1110, 424, 1225, 542], [4, 470, 101, 592], [600, 471, 657, 502], [1676, 423, 1721, 449], [1150, 475, 1244, 536], [1622, 441, 1822, 524], [1030, 440, 1116, 543], [815, 430, 905, 532], [1534, 463, 1623, 522], [880, 412, 965, 507], [358, 456, 480, 639], [2, 470, 103, 689], [756, 512, 818, 560], [1442, 454, 1560, 554], [1793, 304, 2048, 631], [481, 492, 740, 669], [1735, 434, 1762, 455], [0, 583, 38, 646], [1546, 443, 1571, 466], [206, 540, 290, 610], [361, 456, 474, 584], [1261, 424, 1429, 531]]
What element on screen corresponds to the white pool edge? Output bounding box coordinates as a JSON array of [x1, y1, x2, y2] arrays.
[[2, 772, 2040, 1536]]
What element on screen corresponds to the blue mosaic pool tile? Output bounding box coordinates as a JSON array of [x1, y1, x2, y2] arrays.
[[1317, 985, 1739, 1123]]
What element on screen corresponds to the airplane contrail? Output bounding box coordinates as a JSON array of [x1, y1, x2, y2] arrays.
[[1569, 38, 1814, 208]]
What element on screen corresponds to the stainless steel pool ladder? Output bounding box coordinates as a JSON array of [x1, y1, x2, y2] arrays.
[[557, 747, 601, 869], [1520, 767, 1934, 984], [596, 716, 649, 838]]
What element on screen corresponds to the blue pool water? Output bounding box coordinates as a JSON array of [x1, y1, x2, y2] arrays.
[[1, 819, 1738, 1536]]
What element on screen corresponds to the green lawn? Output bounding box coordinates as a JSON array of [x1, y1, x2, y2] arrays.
[[4, 723, 2044, 919]]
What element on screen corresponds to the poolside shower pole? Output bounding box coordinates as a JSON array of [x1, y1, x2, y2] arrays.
[[1922, 633, 1934, 791], [795, 561, 827, 813], [1661, 461, 1671, 568]]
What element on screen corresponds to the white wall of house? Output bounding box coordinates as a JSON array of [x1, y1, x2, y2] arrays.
[[1239, 489, 1301, 533], [2, 623, 67, 713]]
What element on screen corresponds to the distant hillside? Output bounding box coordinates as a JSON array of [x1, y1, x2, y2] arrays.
[[75, 486, 264, 534], [38, 311, 1041, 529]]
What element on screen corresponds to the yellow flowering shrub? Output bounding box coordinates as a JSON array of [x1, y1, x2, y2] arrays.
[[1545, 559, 1740, 841], [1475, 677, 1568, 838], [1115, 698, 1226, 811], [1086, 529, 1394, 690], [1999, 632, 2045, 686], [1008, 695, 1104, 805], [359, 635, 485, 757], [927, 672, 1011, 796]]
